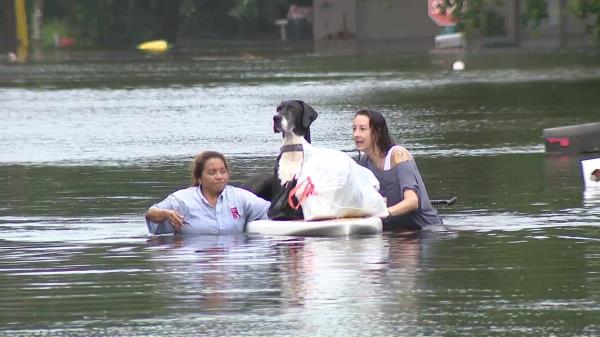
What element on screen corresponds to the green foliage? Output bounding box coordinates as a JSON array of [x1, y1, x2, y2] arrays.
[[440, 0, 487, 36], [41, 19, 68, 47], [522, 0, 549, 28], [36, 1, 159, 47], [569, 0, 600, 41], [440, 0, 548, 34], [229, 0, 289, 30], [24, 0, 600, 47], [439, 0, 600, 42], [569, 0, 600, 15]]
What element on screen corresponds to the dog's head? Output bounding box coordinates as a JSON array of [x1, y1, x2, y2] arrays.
[[273, 100, 318, 142]]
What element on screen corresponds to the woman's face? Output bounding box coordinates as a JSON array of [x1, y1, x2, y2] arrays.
[[352, 114, 373, 152], [200, 158, 229, 194]]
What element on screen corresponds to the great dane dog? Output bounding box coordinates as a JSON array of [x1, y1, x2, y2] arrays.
[[272, 100, 318, 185], [241, 100, 318, 202]]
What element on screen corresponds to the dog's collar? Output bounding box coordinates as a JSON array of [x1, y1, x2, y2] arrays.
[[280, 144, 303, 153]]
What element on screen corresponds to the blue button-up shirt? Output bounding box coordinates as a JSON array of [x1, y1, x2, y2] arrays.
[[146, 185, 270, 235]]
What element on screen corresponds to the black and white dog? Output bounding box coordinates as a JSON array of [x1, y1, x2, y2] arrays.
[[243, 99, 387, 220], [272, 100, 318, 185], [240, 100, 317, 201], [270, 100, 387, 221]]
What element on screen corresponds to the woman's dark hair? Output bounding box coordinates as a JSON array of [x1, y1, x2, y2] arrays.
[[354, 108, 395, 155], [191, 151, 229, 186]]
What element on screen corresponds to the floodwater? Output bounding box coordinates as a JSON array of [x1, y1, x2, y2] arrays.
[[1, 46, 599, 336]]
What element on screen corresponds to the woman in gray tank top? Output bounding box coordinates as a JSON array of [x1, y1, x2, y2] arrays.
[[352, 109, 442, 230]]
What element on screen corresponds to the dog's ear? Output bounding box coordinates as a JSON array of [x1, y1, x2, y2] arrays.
[[298, 101, 318, 129]]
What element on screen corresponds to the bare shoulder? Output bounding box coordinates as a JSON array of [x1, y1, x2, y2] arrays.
[[390, 146, 413, 166]]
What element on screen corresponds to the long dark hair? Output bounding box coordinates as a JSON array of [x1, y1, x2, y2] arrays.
[[354, 108, 395, 156], [191, 151, 229, 186]]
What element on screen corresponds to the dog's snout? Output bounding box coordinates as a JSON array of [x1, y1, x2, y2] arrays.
[[273, 115, 283, 134]]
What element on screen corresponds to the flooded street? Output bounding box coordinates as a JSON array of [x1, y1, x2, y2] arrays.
[[1, 48, 599, 336]]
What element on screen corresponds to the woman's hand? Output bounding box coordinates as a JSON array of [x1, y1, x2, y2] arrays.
[[165, 210, 185, 231], [146, 207, 185, 231], [382, 209, 392, 222]]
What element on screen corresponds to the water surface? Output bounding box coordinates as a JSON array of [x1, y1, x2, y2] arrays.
[[1, 48, 599, 336]]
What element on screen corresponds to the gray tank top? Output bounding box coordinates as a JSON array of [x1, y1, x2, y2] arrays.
[[358, 150, 442, 229]]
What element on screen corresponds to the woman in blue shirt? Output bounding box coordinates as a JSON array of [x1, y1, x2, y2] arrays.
[[352, 108, 442, 230], [145, 151, 270, 235]]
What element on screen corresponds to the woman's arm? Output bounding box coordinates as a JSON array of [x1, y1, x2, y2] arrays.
[[386, 188, 419, 218], [385, 147, 419, 218], [238, 187, 270, 222], [145, 207, 185, 231]]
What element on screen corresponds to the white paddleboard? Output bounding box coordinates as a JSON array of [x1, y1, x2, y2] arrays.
[[246, 217, 383, 236], [581, 158, 600, 189]]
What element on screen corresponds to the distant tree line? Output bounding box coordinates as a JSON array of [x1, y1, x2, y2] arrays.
[[2, 0, 599, 49], [0, 0, 311, 49]]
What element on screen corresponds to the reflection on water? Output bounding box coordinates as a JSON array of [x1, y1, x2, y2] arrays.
[[1, 229, 598, 336], [583, 188, 600, 208], [1, 50, 600, 336], [0, 232, 424, 336]]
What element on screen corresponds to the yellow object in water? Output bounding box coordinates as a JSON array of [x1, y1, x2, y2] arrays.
[[137, 39, 169, 52]]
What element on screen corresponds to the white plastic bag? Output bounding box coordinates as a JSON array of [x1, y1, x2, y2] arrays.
[[294, 141, 388, 220]]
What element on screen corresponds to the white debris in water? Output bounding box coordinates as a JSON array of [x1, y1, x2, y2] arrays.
[[453, 60, 465, 71]]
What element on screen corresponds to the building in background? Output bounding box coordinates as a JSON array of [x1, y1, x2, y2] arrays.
[[312, 0, 595, 55]]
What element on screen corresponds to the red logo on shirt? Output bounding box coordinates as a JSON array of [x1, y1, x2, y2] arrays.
[[231, 207, 240, 219]]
